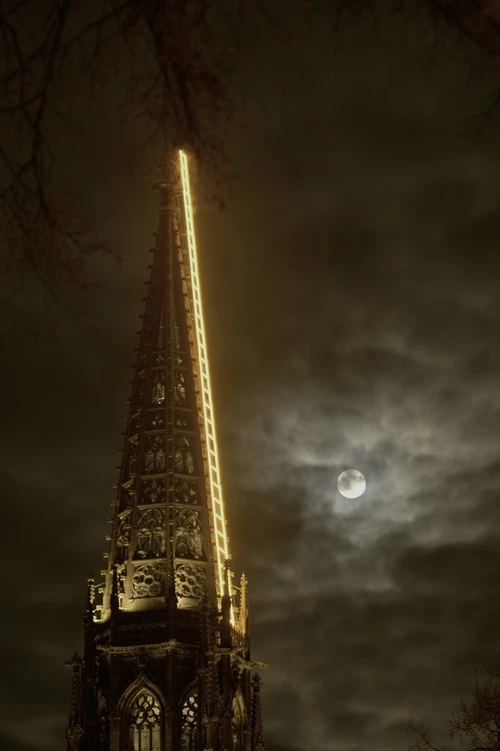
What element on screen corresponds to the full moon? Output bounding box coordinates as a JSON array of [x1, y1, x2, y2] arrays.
[[337, 469, 367, 499]]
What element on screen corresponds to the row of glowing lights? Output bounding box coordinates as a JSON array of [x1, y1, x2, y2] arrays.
[[179, 150, 230, 605]]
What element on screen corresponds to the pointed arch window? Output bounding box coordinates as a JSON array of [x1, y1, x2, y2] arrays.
[[175, 437, 195, 475], [181, 692, 198, 751], [129, 691, 161, 751], [134, 509, 166, 560], [174, 371, 186, 405], [232, 693, 246, 751]]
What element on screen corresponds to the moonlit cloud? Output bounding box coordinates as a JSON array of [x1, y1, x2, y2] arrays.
[[3, 7, 500, 751]]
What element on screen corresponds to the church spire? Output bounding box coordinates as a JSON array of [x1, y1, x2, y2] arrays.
[[67, 150, 266, 751], [99, 150, 229, 620]]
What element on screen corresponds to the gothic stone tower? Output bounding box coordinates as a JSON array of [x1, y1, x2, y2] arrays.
[[66, 151, 266, 751]]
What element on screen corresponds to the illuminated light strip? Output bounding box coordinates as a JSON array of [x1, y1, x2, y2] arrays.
[[179, 150, 230, 607]]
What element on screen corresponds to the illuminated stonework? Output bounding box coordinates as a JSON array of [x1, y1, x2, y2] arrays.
[[132, 563, 166, 598], [66, 150, 265, 751], [175, 562, 207, 600]]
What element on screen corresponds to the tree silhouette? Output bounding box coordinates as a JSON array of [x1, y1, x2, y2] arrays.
[[410, 664, 500, 751], [1, 0, 500, 292]]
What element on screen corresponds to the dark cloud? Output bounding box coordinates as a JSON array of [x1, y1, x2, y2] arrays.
[[3, 6, 500, 751]]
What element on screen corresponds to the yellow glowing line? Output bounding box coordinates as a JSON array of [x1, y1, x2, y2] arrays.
[[179, 150, 229, 605]]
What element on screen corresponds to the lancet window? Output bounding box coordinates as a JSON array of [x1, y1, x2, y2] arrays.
[[151, 372, 165, 405], [174, 372, 186, 405], [232, 694, 246, 751], [175, 436, 195, 475], [181, 692, 198, 751], [128, 691, 161, 751], [144, 435, 166, 473], [175, 509, 203, 559], [134, 509, 166, 559]]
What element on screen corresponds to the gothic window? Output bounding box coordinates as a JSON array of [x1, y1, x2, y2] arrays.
[[141, 478, 165, 505], [175, 563, 206, 601], [175, 437, 195, 475], [232, 694, 246, 751], [181, 693, 198, 751], [129, 691, 161, 751], [132, 563, 166, 598], [144, 435, 166, 473], [175, 509, 203, 559], [174, 371, 186, 405], [134, 509, 166, 559], [151, 372, 165, 405], [174, 479, 198, 505]]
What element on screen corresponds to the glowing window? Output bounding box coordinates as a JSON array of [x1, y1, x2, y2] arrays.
[[129, 692, 161, 751], [181, 693, 198, 751]]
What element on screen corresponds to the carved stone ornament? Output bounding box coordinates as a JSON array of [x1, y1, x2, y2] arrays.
[[147, 411, 165, 430], [174, 478, 198, 505], [132, 563, 166, 598], [174, 411, 191, 430], [141, 478, 165, 505], [175, 563, 206, 600]]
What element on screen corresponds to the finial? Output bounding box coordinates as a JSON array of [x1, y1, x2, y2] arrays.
[[239, 572, 249, 637], [221, 559, 232, 648], [223, 559, 231, 597], [110, 565, 119, 613], [85, 572, 95, 613], [66, 653, 84, 733]]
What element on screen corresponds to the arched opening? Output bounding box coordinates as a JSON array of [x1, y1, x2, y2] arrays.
[[180, 691, 198, 751], [232, 692, 247, 751], [175, 436, 195, 475], [128, 690, 162, 751], [134, 509, 166, 559]]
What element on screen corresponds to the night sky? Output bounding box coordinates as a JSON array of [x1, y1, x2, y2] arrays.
[[3, 6, 500, 751]]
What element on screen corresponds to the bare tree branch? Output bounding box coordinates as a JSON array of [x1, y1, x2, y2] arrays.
[[2, 0, 500, 296], [410, 664, 500, 751]]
